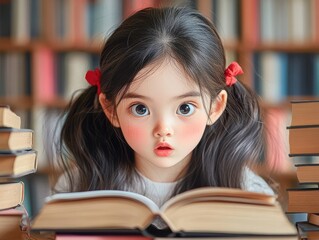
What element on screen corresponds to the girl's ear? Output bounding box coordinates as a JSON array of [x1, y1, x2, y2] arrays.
[[99, 94, 120, 128], [207, 90, 227, 125]]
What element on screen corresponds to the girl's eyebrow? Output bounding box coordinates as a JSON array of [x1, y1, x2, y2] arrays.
[[175, 91, 201, 100], [122, 93, 150, 100], [123, 91, 201, 100]]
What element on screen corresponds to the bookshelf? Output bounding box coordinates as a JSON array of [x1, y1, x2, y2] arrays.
[[1, 0, 318, 217]]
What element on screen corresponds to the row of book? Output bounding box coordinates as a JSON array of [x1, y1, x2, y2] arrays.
[[0, 52, 31, 98], [255, 0, 319, 43], [254, 53, 319, 104], [0, 50, 99, 102], [36, 50, 99, 102], [0, 106, 37, 239], [285, 100, 319, 239], [0, 0, 161, 44], [4, 48, 319, 107]]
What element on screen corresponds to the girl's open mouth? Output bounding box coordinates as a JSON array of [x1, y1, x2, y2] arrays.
[[154, 143, 174, 157]]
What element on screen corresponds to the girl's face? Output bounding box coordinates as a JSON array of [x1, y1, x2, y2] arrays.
[[101, 59, 227, 182]]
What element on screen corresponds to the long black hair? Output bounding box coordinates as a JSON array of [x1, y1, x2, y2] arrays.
[[56, 7, 266, 194]]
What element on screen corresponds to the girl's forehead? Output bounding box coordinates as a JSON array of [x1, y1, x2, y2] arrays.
[[128, 58, 199, 94]]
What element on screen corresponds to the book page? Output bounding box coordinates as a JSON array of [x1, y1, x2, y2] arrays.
[[160, 187, 276, 211], [45, 190, 160, 213]]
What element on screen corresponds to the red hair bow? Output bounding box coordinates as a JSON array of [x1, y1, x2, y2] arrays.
[[224, 62, 244, 87], [85, 68, 102, 95]]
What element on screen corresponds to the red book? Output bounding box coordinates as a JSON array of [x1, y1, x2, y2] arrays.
[[123, 0, 159, 19]]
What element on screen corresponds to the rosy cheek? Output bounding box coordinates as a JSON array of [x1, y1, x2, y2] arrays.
[[179, 119, 206, 140], [121, 124, 146, 147]]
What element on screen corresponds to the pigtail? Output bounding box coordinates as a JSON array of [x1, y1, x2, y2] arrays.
[[57, 87, 134, 192], [213, 82, 265, 186], [175, 81, 265, 193]]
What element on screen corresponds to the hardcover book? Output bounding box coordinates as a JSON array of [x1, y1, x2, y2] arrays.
[[287, 188, 319, 213], [0, 182, 24, 210], [290, 100, 319, 126], [0, 106, 21, 129], [295, 164, 319, 183], [0, 128, 33, 152], [0, 209, 24, 240], [308, 213, 319, 226], [288, 125, 319, 156], [296, 221, 319, 240], [0, 150, 37, 177]]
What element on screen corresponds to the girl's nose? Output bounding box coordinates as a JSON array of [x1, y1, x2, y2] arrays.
[[153, 122, 174, 138]]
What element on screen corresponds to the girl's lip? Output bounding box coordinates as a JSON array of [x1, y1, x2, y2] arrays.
[[154, 142, 174, 150], [154, 142, 174, 157]]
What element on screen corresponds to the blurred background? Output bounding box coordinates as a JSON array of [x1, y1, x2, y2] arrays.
[[0, 0, 318, 222]]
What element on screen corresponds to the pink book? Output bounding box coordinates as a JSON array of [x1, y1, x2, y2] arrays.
[[56, 235, 151, 240], [33, 46, 56, 103]]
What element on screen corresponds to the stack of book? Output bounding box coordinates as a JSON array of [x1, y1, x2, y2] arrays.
[[0, 106, 37, 239], [286, 100, 319, 239]]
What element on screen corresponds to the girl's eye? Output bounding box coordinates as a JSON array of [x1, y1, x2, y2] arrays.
[[131, 104, 149, 116], [177, 103, 195, 116]]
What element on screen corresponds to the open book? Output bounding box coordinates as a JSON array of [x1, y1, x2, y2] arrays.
[[31, 187, 297, 237]]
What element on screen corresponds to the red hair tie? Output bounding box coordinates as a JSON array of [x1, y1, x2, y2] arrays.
[[224, 62, 244, 87], [85, 68, 102, 95]]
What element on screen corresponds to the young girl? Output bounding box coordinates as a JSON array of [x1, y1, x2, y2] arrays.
[[55, 6, 274, 220]]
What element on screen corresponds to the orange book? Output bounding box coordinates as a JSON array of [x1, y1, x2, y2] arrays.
[[309, 213, 319, 226], [287, 188, 319, 213], [295, 164, 319, 183], [290, 100, 319, 127], [288, 126, 319, 156]]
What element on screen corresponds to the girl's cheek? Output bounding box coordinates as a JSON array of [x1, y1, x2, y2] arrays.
[[180, 118, 206, 140], [121, 124, 146, 146]]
